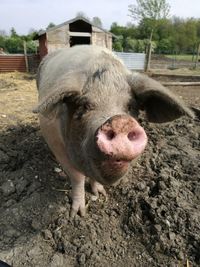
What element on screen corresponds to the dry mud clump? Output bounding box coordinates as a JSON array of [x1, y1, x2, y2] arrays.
[[0, 73, 200, 267]]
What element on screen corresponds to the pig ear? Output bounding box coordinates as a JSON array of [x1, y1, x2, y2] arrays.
[[128, 73, 195, 123], [33, 70, 86, 114]]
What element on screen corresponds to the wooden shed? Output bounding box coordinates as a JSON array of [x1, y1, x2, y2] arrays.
[[36, 16, 113, 59]]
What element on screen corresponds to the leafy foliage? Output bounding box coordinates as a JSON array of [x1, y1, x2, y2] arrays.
[[0, 27, 39, 54], [75, 11, 90, 21], [128, 0, 170, 21], [111, 16, 200, 54], [46, 23, 56, 30], [92, 17, 103, 28]]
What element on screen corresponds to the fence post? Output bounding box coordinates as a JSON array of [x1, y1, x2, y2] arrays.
[[23, 41, 29, 72], [194, 43, 200, 69], [145, 29, 153, 72]]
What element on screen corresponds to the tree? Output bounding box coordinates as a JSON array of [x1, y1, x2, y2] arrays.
[[128, 0, 170, 21], [128, 0, 171, 70], [113, 39, 123, 52], [5, 37, 23, 53], [10, 27, 18, 38], [128, 0, 171, 38], [125, 37, 137, 52], [28, 28, 37, 35], [0, 35, 6, 50], [156, 38, 173, 54], [111, 22, 138, 51], [111, 16, 200, 54], [76, 11, 90, 21], [46, 22, 56, 30], [92, 17, 103, 28], [0, 30, 7, 37]]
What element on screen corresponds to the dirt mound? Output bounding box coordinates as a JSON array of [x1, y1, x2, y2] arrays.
[[0, 73, 200, 266]]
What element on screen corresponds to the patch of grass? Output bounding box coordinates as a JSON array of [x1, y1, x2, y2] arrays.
[[165, 54, 194, 61]]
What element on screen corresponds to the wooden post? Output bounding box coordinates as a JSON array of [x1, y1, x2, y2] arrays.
[[145, 29, 153, 72], [192, 44, 196, 62], [194, 42, 200, 69], [23, 41, 29, 72]]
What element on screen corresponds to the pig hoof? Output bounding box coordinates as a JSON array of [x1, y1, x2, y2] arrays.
[[90, 180, 107, 200], [70, 200, 86, 218]]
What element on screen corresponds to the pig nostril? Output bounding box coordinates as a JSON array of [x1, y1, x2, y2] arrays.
[[127, 131, 137, 141], [106, 130, 116, 140]]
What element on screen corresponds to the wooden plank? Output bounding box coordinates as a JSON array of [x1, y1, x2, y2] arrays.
[[23, 41, 29, 72], [162, 82, 200, 86], [151, 73, 200, 79], [69, 31, 91, 37]]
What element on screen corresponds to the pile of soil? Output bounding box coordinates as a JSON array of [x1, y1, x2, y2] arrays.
[[0, 73, 199, 267]]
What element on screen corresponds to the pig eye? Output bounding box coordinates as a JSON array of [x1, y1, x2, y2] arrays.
[[127, 103, 139, 117], [82, 102, 94, 113], [74, 102, 94, 119], [83, 103, 91, 111], [128, 103, 134, 113]]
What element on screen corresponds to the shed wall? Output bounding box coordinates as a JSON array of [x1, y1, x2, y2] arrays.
[[91, 30, 112, 49], [38, 21, 113, 59], [47, 24, 70, 53]]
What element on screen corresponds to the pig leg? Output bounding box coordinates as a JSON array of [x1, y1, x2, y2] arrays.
[[39, 114, 86, 217], [90, 179, 107, 199], [69, 172, 86, 217]]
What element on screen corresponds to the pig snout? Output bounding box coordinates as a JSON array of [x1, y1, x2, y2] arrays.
[[95, 115, 148, 183]]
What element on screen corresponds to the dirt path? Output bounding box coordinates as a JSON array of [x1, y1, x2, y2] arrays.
[[0, 73, 200, 267]]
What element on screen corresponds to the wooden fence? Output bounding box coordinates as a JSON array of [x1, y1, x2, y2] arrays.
[[0, 54, 40, 73]]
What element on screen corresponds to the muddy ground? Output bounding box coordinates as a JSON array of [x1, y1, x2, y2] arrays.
[[0, 72, 200, 267]]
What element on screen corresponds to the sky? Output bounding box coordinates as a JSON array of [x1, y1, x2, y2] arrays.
[[1, 0, 200, 35]]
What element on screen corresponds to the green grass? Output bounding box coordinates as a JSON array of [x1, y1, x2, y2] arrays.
[[165, 54, 194, 61]]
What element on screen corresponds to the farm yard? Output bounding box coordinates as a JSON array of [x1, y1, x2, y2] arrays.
[[151, 54, 200, 71], [0, 71, 200, 267]]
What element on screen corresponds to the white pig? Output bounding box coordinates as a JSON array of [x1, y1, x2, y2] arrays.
[[34, 45, 194, 217]]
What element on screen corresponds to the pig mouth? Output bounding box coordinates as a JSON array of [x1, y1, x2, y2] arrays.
[[102, 158, 130, 169], [96, 158, 131, 185]]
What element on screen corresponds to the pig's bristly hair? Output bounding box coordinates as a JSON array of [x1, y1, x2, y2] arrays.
[[34, 71, 85, 114], [34, 47, 129, 115], [33, 90, 80, 114]]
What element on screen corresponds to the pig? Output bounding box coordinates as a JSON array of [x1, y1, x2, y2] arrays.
[[34, 45, 194, 217]]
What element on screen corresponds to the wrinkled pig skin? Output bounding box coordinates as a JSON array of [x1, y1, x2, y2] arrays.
[[35, 45, 194, 217]]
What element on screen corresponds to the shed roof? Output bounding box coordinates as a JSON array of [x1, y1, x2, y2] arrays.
[[37, 16, 114, 37]]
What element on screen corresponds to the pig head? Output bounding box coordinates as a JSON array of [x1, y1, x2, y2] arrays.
[[35, 45, 194, 217]]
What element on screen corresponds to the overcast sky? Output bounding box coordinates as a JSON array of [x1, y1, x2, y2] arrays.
[[1, 0, 200, 35]]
